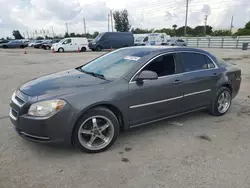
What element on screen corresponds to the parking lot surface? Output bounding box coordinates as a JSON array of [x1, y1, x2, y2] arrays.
[[0, 48, 250, 188]]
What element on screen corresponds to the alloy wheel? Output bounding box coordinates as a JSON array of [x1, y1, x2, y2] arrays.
[[217, 91, 231, 113], [78, 116, 114, 151]]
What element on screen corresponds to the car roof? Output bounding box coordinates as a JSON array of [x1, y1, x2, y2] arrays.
[[124, 46, 210, 56]]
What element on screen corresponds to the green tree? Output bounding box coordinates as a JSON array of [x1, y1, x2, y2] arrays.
[[131, 28, 154, 34], [172, 24, 177, 30], [176, 26, 193, 36], [64, 32, 70, 38], [193, 25, 213, 36], [245, 21, 250, 29], [234, 28, 250, 36], [36, 36, 44, 40], [12, 30, 24, 39], [70, 33, 76, 37], [113, 9, 130, 32], [212, 30, 232, 36], [93, 31, 99, 38]]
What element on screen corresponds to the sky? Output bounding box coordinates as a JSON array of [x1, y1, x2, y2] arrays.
[[0, 0, 250, 38]]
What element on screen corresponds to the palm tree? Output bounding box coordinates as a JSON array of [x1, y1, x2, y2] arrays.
[[172, 24, 177, 30]]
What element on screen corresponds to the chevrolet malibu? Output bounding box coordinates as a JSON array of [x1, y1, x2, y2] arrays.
[[9, 47, 241, 153]]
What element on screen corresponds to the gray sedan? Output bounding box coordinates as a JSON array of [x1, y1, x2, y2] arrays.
[[9, 47, 241, 153]]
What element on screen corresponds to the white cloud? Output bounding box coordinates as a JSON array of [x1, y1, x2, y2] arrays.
[[0, 0, 250, 37]]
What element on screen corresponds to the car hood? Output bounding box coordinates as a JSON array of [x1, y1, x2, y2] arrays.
[[20, 69, 109, 97]]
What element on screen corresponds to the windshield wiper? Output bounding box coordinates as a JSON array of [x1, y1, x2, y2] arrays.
[[78, 69, 106, 80]]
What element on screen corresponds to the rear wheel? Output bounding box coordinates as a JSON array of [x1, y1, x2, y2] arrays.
[[73, 107, 119, 153], [209, 87, 232, 116], [2, 45, 7, 49], [81, 47, 86, 52], [58, 48, 64, 52], [46, 46, 50, 50], [20, 45, 24, 48]]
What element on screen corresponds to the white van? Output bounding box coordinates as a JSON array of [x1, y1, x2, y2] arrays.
[[52, 37, 89, 52], [134, 33, 171, 46]]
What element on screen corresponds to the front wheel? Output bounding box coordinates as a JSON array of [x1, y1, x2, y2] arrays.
[[46, 46, 50, 50], [81, 47, 86, 52], [96, 45, 102, 51], [209, 87, 232, 116], [58, 48, 64, 52], [72, 107, 119, 153]]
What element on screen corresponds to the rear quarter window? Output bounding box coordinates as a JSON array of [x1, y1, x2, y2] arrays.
[[179, 52, 208, 72]]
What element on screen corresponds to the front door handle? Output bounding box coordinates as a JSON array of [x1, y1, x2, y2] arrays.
[[173, 79, 182, 84], [212, 73, 217, 76]]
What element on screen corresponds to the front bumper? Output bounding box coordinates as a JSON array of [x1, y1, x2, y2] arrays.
[[9, 91, 76, 144]]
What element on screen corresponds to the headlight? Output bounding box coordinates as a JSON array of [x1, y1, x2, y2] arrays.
[[28, 99, 66, 117], [92, 42, 96, 44]]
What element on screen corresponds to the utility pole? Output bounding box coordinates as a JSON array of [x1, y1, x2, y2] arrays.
[[108, 14, 110, 32], [51, 26, 55, 38], [230, 16, 234, 32], [110, 10, 114, 32], [66, 22, 69, 34], [26, 31, 29, 39], [184, 0, 189, 36], [83, 18, 87, 36], [204, 15, 208, 36]]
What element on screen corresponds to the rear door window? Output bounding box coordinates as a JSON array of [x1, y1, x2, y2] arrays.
[[179, 52, 209, 72]]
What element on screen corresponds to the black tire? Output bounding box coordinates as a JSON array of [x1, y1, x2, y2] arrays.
[[58, 47, 64, 52], [46, 46, 50, 50], [72, 107, 120, 153], [91, 49, 96, 51], [2, 45, 7, 49], [81, 47, 86, 52], [20, 45, 24, 48], [171, 44, 175, 46], [209, 87, 232, 116], [96, 45, 102, 51]]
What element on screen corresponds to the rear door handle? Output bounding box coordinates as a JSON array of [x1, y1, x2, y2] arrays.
[[173, 79, 182, 84], [212, 73, 217, 76]]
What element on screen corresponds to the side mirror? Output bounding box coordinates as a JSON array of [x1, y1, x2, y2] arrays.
[[136, 70, 158, 82]]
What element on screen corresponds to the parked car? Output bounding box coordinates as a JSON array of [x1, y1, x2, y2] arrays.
[[52, 38, 89, 52], [166, 39, 187, 46], [28, 40, 37, 47], [34, 40, 51, 49], [41, 39, 61, 50], [88, 32, 134, 51], [9, 47, 241, 153], [0, 40, 28, 48], [0, 40, 9, 44]]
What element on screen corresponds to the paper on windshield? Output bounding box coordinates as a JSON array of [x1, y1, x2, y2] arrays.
[[124, 56, 141, 61]]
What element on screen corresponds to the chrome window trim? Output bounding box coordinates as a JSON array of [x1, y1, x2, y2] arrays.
[[129, 51, 218, 84], [129, 89, 211, 109]]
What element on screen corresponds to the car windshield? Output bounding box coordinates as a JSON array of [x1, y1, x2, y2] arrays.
[[93, 33, 103, 42], [80, 48, 152, 80]]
